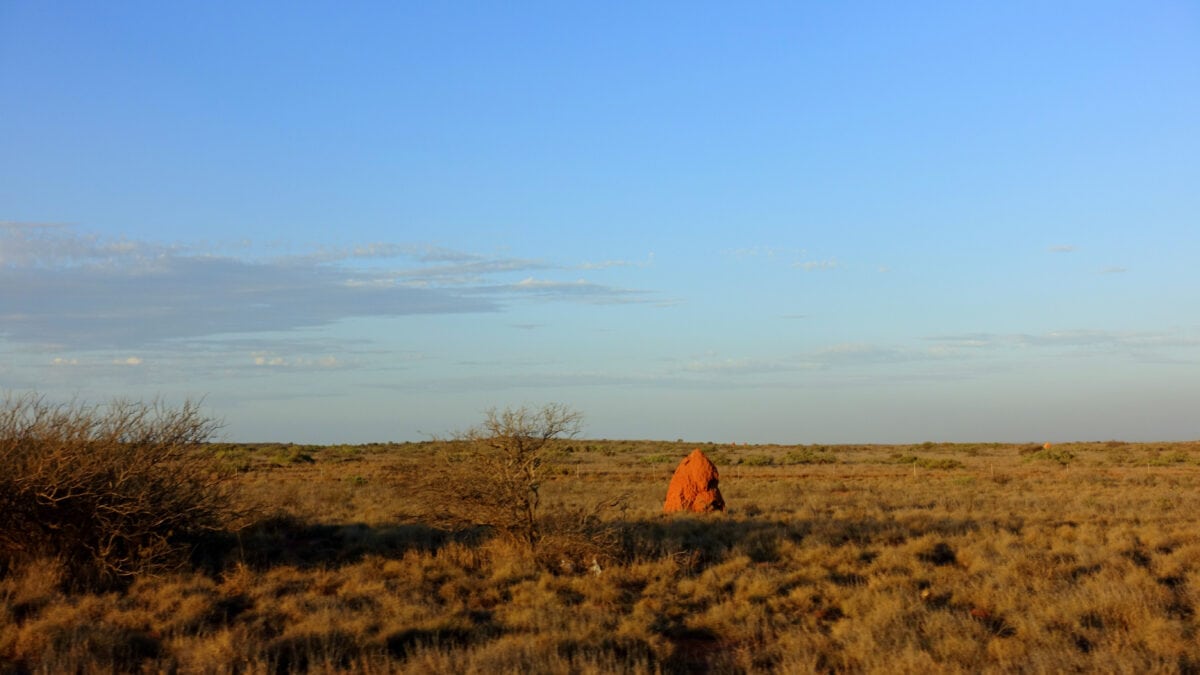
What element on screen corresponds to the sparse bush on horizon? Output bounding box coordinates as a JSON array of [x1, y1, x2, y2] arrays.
[[1024, 445, 1077, 466], [782, 447, 838, 465]]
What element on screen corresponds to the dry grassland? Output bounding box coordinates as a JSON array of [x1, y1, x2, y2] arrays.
[[4, 439, 1200, 673]]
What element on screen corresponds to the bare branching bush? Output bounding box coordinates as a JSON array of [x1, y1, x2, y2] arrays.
[[415, 404, 622, 564], [418, 404, 581, 546], [0, 394, 232, 587]]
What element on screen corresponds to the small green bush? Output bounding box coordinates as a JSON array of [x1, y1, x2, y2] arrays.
[[741, 454, 775, 467], [1025, 447, 1076, 466], [271, 446, 316, 465], [211, 444, 254, 472], [782, 448, 837, 465], [914, 457, 965, 470], [1146, 450, 1191, 467], [326, 444, 365, 460], [706, 450, 731, 466]]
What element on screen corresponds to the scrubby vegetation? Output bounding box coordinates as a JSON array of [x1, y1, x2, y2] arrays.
[[0, 395, 235, 588], [416, 404, 585, 548], [3, 398, 1200, 672]]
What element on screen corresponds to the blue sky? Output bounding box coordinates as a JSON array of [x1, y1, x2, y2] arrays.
[[2, 2, 1198, 443]]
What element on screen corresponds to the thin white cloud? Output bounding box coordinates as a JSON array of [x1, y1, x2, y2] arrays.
[[1048, 245, 1077, 253], [680, 357, 794, 375], [492, 277, 647, 303], [810, 343, 912, 366], [576, 254, 653, 271], [926, 328, 1200, 355], [252, 352, 345, 369], [926, 333, 992, 349], [284, 243, 495, 267], [723, 247, 848, 273], [723, 246, 784, 259], [794, 258, 839, 271]]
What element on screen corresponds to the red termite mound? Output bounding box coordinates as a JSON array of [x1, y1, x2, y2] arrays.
[[663, 449, 725, 513]]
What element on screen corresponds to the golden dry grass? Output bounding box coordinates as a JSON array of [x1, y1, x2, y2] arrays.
[[4, 439, 1200, 673]]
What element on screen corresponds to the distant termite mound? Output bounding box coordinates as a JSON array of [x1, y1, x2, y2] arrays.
[[663, 449, 725, 513]]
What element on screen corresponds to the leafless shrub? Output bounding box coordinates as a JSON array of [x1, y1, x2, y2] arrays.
[[0, 393, 233, 588], [414, 404, 623, 565], [414, 404, 581, 547]]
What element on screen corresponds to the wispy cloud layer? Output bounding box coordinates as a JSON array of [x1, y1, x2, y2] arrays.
[[794, 258, 839, 271], [723, 246, 842, 272], [576, 253, 655, 271], [658, 328, 1200, 390], [925, 328, 1200, 356], [491, 277, 647, 303], [0, 223, 653, 350]]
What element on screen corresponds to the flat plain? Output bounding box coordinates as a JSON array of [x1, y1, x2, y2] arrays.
[[4, 439, 1200, 673]]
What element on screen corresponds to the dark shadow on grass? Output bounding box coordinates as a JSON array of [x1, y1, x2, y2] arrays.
[[187, 511, 1004, 580], [615, 513, 997, 570], [188, 515, 489, 575]]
